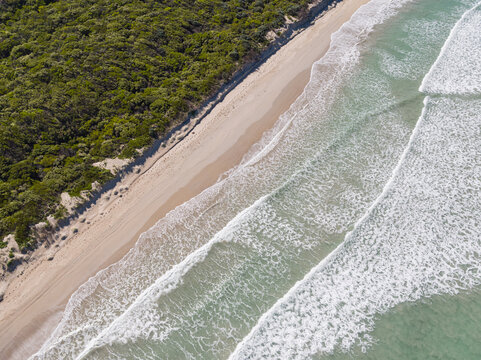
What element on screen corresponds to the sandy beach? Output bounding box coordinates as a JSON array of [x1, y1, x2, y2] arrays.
[[0, 1, 369, 358]]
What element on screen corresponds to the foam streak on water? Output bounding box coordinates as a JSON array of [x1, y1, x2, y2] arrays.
[[420, 1, 481, 95], [230, 3, 481, 358]]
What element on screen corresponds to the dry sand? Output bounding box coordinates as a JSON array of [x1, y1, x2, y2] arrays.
[[0, 1, 369, 358]]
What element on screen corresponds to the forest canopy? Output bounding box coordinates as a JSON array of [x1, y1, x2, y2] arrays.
[[0, 0, 311, 249]]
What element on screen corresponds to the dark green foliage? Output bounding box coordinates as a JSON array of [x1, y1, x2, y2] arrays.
[[0, 0, 312, 247]]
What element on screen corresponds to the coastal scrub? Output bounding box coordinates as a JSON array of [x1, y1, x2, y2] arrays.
[[0, 0, 312, 249]]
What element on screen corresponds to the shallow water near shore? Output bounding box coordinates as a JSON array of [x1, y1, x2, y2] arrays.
[[32, 0, 481, 359]]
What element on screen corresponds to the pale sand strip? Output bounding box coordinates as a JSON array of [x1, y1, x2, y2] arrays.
[[0, 1, 369, 358]]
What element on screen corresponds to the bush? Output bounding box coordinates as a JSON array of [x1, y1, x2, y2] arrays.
[[14, 219, 32, 249]]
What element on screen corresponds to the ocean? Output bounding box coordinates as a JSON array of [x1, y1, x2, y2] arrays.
[[31, 0, 481, 358]]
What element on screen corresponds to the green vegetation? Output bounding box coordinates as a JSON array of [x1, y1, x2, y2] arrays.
[[0, 0, 313, 249]]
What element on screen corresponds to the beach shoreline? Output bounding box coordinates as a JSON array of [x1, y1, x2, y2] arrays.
[[0, 1, 369, 358]]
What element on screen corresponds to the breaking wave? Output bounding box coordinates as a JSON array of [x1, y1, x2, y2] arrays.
[[230, 3, 481, 358]]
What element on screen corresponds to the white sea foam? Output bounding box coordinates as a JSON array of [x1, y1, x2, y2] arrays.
[[377, 17, 453, 80], [70, 194, 269, 359], [420, 1, 481, 94], [230, 6, 481, 357], [230, 95, 481, 359], [239, 0, 414, 168]]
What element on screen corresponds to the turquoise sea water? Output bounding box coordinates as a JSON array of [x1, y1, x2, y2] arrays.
[[31, 0, 481, 359]]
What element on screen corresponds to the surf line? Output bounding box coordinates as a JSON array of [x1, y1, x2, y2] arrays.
[[229, 2, 481, 354], [419, 0, 481, 93], [70, 188, 277, 360], [228, 90, 431, 358]]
